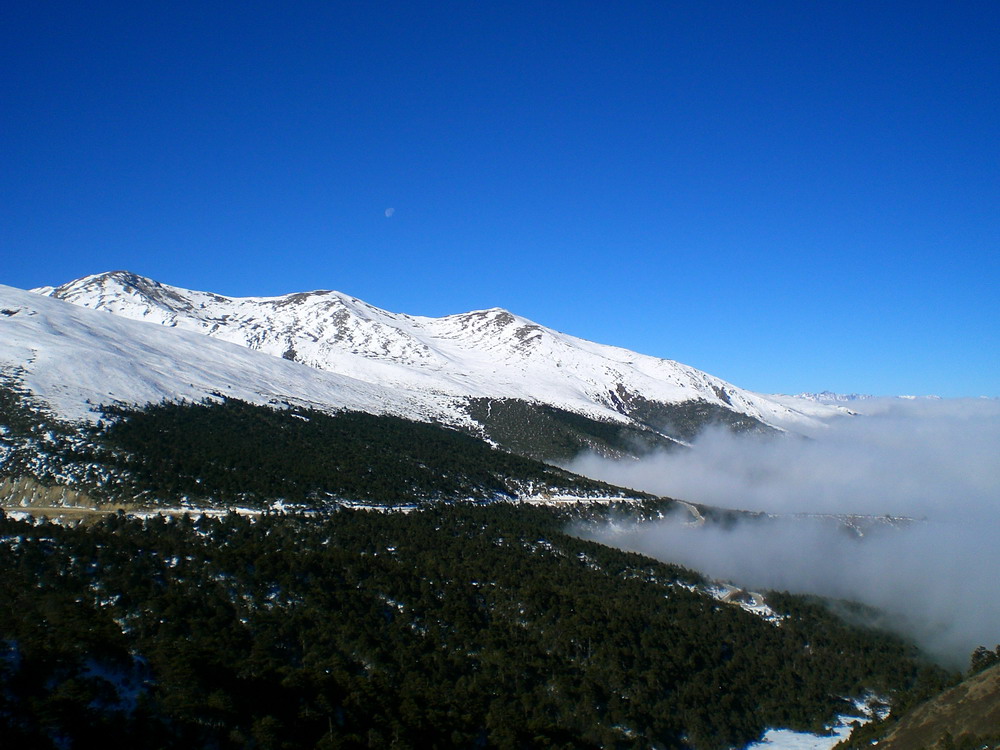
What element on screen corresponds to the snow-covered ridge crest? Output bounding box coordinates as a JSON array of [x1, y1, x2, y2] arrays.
[[31, 271, 833, 429], [1, 282, 461, 424]]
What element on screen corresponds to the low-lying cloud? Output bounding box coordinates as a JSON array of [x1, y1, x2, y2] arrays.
[[570, 398, 1000, 665]]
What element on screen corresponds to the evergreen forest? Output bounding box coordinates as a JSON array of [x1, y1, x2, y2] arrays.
[[0, 390, 633, 508], [0, 388, 961, 748], [0, 505, 953, 749]]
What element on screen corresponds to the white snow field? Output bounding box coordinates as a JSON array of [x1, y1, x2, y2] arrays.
[[29, 271, 838, 430], [0, 283, 456, 423]]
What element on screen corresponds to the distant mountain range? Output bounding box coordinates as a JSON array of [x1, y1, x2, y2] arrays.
[[794, 391, 882, 403], [793, 391, 943, 403], [3, 271, 840, 460]]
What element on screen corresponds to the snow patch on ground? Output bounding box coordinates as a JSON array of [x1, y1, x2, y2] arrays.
[[747, 695, 884, 750], [745, 715, 858, 749], [704, 582, 786, 625], [518, 493, 641, 506]]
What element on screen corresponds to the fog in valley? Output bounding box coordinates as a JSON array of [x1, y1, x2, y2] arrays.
[[569, 398, 1000, 666]]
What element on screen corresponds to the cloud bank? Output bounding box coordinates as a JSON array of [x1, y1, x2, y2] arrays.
[[570, 398, 1000, 664]]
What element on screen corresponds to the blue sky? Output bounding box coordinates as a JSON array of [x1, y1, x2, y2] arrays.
[[3, 1, 997, 396]]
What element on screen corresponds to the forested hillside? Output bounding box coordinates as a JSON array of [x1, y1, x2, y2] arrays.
[[0, 385, 634, 508], [0, 383, 962, 748], [0, 505, 952, 749]]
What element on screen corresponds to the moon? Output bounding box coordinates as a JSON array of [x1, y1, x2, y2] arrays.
[[384, 207, 395, 218]]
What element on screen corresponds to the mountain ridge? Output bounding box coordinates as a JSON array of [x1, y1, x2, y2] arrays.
[[794, 391, 945, 403], [31, 271, 835, 439]]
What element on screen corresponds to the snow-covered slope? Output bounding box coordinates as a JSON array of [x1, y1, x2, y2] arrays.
[[33, 271, 832, 431], [763, 393, 859, 420], [0, 284, 459, 424]]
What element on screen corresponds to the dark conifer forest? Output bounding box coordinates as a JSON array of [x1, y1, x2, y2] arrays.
[[0, 391, 957, 748], [0, 506, 953, 749], [0, 391, 631, 508]]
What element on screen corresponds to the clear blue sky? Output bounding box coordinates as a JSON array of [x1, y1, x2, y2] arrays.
[[3, 1, 997, 396]]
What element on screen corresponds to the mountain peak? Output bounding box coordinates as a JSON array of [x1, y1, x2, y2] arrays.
[[28, 272, 838, 432], [37, 270, 217, 324], [91, 269, 149, 285], [56, 269, 161, 293]]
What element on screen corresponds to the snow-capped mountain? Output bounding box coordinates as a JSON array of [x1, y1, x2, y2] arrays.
[[31, 271, 832, 437], [771, 392, 945, 421], [794, 391, 944, 403], [0, 283, 456, 424]]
